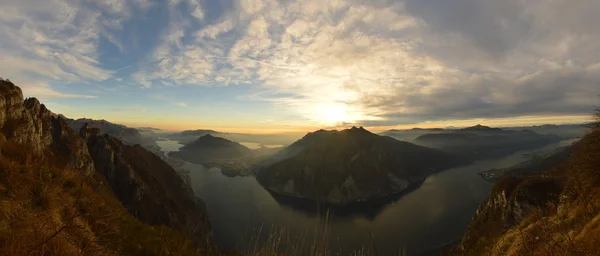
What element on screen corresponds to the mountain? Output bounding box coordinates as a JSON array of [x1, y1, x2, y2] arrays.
[[459, 124, 503, 132], [453, 124, 600, 255], [413, 126, 562, 159], [382, 124, 586, 143], [380, 128, 452, 142], [170, 134, 253, 163], [509, 124, 587, 139], [256, 127, 469, 205], [0, 80, 214, 254], [168, 129, 225, 144], [64, 117, 158, 148]]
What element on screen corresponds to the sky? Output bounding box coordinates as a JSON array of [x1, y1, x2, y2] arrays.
[[0, 0, 598, 133]]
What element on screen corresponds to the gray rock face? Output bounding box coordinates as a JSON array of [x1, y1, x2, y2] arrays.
[[456, 176, 562, 253], [0, 80, 94, 175]]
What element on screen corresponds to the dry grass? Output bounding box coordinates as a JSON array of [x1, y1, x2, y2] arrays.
[[458, 113, 600, 256], [0, 140, 204, 256]]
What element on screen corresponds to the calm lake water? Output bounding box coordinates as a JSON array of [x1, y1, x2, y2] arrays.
[[157, 139, 576, 255]]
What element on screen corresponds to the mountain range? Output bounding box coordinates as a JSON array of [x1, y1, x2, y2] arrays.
[[413, 125, 563, 159]]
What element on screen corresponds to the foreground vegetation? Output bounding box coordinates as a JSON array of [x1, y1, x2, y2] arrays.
[[0, 140, 206, 255]]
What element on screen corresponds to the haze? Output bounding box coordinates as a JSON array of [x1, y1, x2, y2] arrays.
[[0, 0, 597, 133]]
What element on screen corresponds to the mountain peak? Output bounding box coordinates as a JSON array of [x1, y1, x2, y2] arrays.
[[461, 124, 501, 131], [346, 126, 370, 133]]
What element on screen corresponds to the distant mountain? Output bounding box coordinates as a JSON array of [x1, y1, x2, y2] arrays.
[[413, 126, 562, 159], [168, 129, 227, 144], [509, 124, 586, 139], [380, 128, 452, 142], [459, 124, 503, 132], [63, 117, 157, 147], [169, 129, 300, 146], [382, 124, 586, 143], [170, 134, 253, 163], [256, 127, 469, 205]]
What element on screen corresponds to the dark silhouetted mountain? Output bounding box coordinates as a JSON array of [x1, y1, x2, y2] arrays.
[[170, 128, 300, 146], [382, 124, 586, 143], [168, 129, 225, 144], [256, 126, 469, 205], [170, 134, 253, 163], [414, 127, 562, 159], [459, 124, 503, 132]]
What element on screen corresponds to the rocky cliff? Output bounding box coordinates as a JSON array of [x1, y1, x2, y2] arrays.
[[256, 127, 469, 205], [454, 126, 600, 255], [0, 80, 94, 175], [0, 79, 214, 255]]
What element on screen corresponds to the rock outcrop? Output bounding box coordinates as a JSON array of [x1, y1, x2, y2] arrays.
[[455, 126, 600, 256], [0, 80, 94, 175], [256, 127, 469, 205]]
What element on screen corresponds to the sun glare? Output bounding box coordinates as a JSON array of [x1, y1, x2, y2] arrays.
[[317, 104, 351, 125]]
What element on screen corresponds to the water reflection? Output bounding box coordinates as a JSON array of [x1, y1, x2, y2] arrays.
[[266, 181, 424, 220]]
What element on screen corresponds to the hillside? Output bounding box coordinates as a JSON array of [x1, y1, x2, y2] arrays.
[[454, 124, 600, 255], [0, 80, 215, 255], [256, 127, 469, 205]]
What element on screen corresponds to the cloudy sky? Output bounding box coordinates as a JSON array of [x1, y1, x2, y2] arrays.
[[0, 0, 598, 132]]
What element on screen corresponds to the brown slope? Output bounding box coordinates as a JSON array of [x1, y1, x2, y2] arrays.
[[454, 126, 600, 256], [0, 79, 215, 255]]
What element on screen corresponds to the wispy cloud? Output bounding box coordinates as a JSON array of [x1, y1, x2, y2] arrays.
[[0, 0, 146, 98], [2, 0, 599, 128]]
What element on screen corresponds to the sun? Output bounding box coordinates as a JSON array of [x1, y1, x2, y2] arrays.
[[316, 104, 351, 125]]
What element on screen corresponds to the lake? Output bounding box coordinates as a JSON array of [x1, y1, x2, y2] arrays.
[[157, 139, 575, 255]]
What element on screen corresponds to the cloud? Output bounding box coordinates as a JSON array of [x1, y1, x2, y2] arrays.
[[4, 0, 599, 127], [0, 0, 146, 97]]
